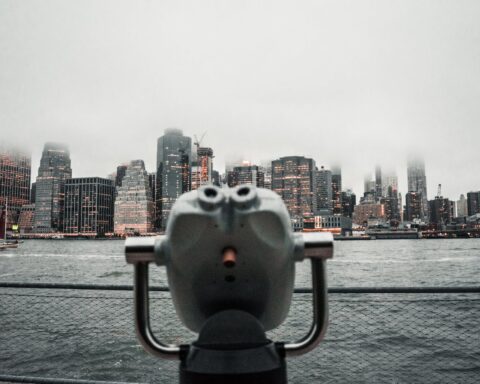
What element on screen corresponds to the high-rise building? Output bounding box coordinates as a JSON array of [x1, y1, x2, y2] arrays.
[[382, 170, 398, 199], [148, 172, 156, 207], [429, 196, 452, 227], [34, 143, 72, 233], [17, 204, 35, 234], [353, 203, 385, 226], [382, 185, 400, 223], [331, 165, 342, 215], [191, 147, 214, 190], [272, 156, 316, 220], [227, 164, 265, 188], [363, 174, 376, 202], [64, 178, 115, 236], [260, 161, 273, 190], [467, 191, 480, 216], [212, 170, 221, 187], [115, 164, 128, 188], [315, 166, 332, 215], [30, 182, 36, 204], [407, 156, 428, 220], [341, 190, 356, 218], [456, 194, 468, 217], [405, 191, 422, 222], [114, 160, 154, 235], [375, 165, 382, 199], [148, 172, 156, 223], [156, 128, 192, 229], [398, 192, 403, 222], [0, 146, 31, 230]]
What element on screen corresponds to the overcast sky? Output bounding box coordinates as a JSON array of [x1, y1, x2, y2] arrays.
[[1, 0, 479, 199]]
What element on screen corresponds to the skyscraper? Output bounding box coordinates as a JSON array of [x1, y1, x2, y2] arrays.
[[115, 164, 128, 188], [30, 182, 36, 204], [34, 143, 72, 233], [363, 174, 376, 202], [467, 191, 480, 216], [0, 146, 31, 230], [156, 128, 192, 229], [407, 156, 428, 220], [227, 164, 265, 188], [272, 156, 316, 220], [114, 160, 154, 235], [191, 147, 214, 190], [211, 170, 221, 187], [382, 170, 398, 198], [429, 196, 452, 227], [375, 165, 382, 199], [331, 165, 342, 215], [63, 177, 115, 236], [18, 204, 35, 234], [382, 185, 401, 224], [259, 161, 273, 190], [315, 166, 332, 215], [341, 190, 356, 218], [405, 191, 422, 222], [456, 194, 468, 217]]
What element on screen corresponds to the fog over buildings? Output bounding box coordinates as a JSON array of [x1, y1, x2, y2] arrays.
[[1, 0, 479, 200]]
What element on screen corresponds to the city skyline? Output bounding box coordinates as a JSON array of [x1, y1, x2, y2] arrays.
[[1, 1, 480, 201], [7, 138, 478, 204], [2, 132, 480, 236]]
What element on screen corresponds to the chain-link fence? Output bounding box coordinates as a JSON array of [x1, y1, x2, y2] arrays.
[[0, 284, 479, 384]]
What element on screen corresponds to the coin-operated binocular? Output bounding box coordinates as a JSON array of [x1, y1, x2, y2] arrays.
[[125, 185, 333, 384]]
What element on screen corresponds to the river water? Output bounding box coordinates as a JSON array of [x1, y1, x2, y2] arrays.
[[0, 239, 479, 383]]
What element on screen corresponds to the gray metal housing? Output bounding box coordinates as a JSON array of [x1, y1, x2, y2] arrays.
[[157, 185, 296, 332]]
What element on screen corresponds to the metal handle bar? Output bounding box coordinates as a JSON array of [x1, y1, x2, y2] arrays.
[[283, 258, 329, 357]]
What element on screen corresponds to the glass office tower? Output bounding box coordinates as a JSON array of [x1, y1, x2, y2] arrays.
[[34, 143, 72, 233]]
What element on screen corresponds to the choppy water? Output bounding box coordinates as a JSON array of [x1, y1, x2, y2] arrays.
[[1, 239, 480, 286], [1, 239, 480, 383]]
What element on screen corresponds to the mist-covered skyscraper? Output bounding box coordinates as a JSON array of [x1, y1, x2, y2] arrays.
[[34, 143, 72, 233], [156, 128, 192, 229], [382, 170, 398, 198], [407, 156, 428, 220]]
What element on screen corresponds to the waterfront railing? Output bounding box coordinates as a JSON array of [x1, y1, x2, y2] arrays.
[[1, 283, 479, 384]]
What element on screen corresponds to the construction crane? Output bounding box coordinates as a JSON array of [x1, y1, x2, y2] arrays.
[[194, 132, 207, 151]]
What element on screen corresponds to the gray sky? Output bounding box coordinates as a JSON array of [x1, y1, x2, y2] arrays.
[[1, 0, 479, 200]]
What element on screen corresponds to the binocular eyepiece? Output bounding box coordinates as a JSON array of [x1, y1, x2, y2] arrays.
[[125, 185, 333, 384]]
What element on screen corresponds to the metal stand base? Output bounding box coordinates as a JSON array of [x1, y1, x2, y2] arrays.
[[179, 310, 287, 384]]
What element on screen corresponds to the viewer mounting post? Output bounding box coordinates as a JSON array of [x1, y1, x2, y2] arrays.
[[125, 185, 333, 384]]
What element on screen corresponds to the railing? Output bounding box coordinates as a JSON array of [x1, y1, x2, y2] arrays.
[[1, 283, 479, 384]]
